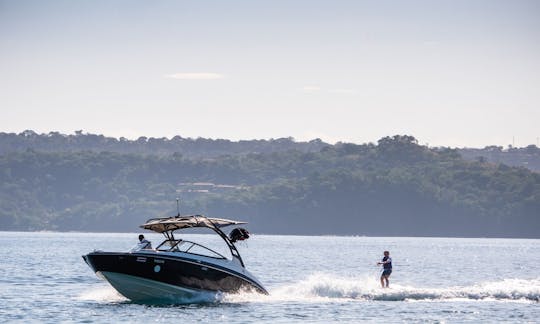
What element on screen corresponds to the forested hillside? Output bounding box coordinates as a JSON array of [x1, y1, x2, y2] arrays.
[[1, 133, 538, 237], [2, 131, 539, 172], [460, 145, 540, 172], [0, 130, 328, 157]]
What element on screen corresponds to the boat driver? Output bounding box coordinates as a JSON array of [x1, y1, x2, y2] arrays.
[[138, 234, 152, 250]]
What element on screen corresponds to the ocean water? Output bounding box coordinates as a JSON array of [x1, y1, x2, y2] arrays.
[[0, 231, 538, 323]]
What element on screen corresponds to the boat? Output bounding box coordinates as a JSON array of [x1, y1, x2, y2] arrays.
[[82, 214, 268, 304]]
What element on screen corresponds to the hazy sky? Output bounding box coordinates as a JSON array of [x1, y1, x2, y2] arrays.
[[1, 0, 539, 147]]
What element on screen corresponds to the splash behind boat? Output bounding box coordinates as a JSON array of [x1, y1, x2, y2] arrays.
[[82, 214, 267, 304]]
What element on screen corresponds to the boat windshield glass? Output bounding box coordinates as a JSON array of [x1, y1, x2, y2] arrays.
[[129, 242, 154, 252], [155, 239, 226, 259]]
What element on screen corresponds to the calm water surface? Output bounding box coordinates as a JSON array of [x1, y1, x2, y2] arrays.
[[0, 232, 538, 323]]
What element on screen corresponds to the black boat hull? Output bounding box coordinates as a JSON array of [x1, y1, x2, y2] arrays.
[[83, 251, 267, 303]]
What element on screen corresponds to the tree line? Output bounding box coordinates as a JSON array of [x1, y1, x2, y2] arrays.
[[0, 134, 538, 237], [1, 131, 539, 172], [0, 130, 327, 158]]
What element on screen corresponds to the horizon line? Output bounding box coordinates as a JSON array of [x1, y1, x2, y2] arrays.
[[2, 129, 538, 149]]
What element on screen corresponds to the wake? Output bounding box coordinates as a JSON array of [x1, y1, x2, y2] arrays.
[[78, 274, 540, 305], [77, 286, 128, 303], [224, 273, 540, 303]]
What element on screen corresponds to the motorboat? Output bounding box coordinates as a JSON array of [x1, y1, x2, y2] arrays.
[[82, 214, 267, 304]]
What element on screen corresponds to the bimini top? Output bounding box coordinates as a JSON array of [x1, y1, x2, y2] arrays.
[[140, 214, 246, 233]]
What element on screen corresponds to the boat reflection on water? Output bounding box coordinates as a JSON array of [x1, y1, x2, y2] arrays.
[[82, 214, 267, 304]]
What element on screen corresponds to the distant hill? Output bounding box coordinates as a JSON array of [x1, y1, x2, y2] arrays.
[[1, 130, 538, 173], [1, 132, 538, 238], [459, 146, 540, 173], [0, 130, 329, 158]]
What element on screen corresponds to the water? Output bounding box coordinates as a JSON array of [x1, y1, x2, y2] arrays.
[[0, 232, 538, 323]]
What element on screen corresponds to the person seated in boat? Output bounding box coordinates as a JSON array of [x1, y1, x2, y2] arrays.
[[137, 234, 152, 250]]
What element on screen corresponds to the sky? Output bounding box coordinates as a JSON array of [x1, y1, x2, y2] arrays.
[[1, 0, 539, 148]]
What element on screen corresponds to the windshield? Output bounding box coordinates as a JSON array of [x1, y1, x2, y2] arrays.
[[155, 238, 227, 259], [129, 241, 153, 252]]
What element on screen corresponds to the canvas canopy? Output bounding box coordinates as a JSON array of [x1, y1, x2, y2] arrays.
[[140, 214, 246, 233]]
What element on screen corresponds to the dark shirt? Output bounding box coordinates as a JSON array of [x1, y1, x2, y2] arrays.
[[382, 256, 392, 269]]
